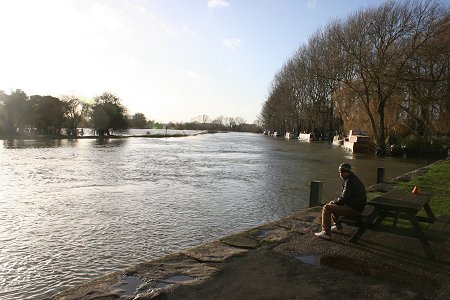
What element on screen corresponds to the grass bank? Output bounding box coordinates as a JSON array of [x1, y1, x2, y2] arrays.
[[396, 159, 450, 216]]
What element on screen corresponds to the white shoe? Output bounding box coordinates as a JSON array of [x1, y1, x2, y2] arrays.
[[314, 231, 332, 240], [331, 226, 343, 234]]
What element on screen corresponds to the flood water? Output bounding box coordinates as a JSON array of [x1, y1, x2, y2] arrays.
[[0, 132, 437, 299]]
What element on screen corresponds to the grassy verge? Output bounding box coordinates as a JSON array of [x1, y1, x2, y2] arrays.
[[377, 159, 450, 229], [395, 159, 450, 216]]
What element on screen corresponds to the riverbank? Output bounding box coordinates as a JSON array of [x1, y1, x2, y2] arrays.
[[0, 130, 221, 140], [51, 158, 450, 299]]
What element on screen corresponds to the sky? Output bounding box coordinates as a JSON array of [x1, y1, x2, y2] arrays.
[[0, 0, 388, 124]]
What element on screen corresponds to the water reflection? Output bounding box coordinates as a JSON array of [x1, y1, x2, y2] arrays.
[[3, 138, 68, 149], [0, 132, 439, 300], [93, 137, 129, 147]]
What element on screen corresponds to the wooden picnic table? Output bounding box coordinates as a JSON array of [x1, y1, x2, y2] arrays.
[[350, 189, 437, 260]]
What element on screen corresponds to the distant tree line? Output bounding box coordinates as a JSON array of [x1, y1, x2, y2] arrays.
[[166, 114, 260, 132], [259, 0, 449, 155], [0, 90, 259, 136], [0, 90, 154, 136]]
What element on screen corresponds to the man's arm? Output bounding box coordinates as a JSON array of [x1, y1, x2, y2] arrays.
[[330, 179, 351, 205]]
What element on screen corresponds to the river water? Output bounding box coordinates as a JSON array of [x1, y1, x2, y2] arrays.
[[0, 132, 437, 299]]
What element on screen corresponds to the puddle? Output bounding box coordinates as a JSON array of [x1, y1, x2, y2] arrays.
[[113, 275, 143, 296], [154, 281, 172, 289], [295, 255, 322, 266], [255, 230, 272, 239], [154, 274, 196, 289], [113, 274, 196, 295]]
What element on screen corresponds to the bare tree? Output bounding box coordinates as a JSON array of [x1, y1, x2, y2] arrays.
[[400, 13, 450, 136], [212, 115, 225, 130], [61, 95, 89, 133], [191, 114, 210, 124], [261, 72, 293, 134]]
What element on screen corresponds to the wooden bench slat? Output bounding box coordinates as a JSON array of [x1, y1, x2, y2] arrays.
[[430, 221, 446, 232]]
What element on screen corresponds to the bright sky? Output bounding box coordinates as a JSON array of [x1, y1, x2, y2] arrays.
[[0, 0, 386, 123]]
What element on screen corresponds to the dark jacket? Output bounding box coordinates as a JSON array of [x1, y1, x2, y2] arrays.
[[333, 173, 367, 212]]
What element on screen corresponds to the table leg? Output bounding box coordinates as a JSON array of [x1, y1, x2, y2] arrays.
[[373, 210, 386, 227], [392, 211, 400, 227], [407, 214, 436, 260], [423, 203, 436, 222]]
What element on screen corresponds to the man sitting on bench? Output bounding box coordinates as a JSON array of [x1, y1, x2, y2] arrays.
[[315, 163, 367, 240]]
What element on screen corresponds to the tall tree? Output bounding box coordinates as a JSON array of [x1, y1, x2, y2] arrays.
[[307, 30, 343, 134], [400, 15, 450, 136], [0, 91, 8, 134], [90, 92, 128, 136], [129, 113, 148, 128], [62, 95, 89, 134], [1, 89, 30, 135], [211, 115, 225, 130], [29, 95, 66, 134]]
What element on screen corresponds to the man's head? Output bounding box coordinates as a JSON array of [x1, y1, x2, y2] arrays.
[[339, 163, 352, 179]]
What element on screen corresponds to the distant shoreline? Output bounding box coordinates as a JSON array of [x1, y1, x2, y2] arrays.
[[0, 130, 222, 141]]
